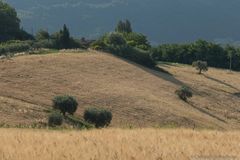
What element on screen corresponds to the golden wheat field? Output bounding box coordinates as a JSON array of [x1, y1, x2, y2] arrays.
[[0, 128, 239, 160]]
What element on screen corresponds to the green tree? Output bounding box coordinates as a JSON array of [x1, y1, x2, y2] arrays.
[[53, 95, 78, 116], [60, 24, 70, 48], [36, 29, 50, 41], [105, 32, 126, 46], [84, 107, 112, 128], [192, 60, 208, 74], [124, 32, 150, 50], [0, 1, 20, 41], [115, 19, 133, 33], [125, 20, 132, 33], [50, 24, 71, 49], [192, 39, 209, 60], [225, 45, 236, 71], [115, 20, 124, 33]]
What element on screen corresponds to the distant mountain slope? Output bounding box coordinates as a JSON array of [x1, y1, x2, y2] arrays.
[[0, 51, 240, 129], [4, 0, 240, 43]]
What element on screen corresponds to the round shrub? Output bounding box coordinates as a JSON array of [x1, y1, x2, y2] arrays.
[[84, 107, 112, 128], [48, 113, 63, 127], [53, 95, 78, 116], [0, 41, 31, 56], [175, 86, 193, 101]]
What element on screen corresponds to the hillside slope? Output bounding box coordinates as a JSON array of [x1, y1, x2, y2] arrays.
[[0, 51, 240, 129]]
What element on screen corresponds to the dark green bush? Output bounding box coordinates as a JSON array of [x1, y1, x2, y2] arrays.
[[53, 95, 78, 116], [48, 113, 63, 127], [0, 41, 32, 56], [84, 107, 112, 128], [175, 86, 193, 101]]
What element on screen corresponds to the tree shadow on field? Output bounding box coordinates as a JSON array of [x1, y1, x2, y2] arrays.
[[187, 101, 226, 123], [203, 75, 239, 91], [144, 66, 185, 86], [103, 52, 185, 86], [233, 92, 240, 97]]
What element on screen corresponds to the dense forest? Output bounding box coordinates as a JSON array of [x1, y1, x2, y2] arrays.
[[1, 1, 240, 70]]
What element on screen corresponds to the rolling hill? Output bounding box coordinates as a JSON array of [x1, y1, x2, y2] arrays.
[[5, 0, 240, 43], [0, 51, 240, 129]]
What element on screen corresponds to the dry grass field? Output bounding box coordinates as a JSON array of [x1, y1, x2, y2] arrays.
[[0, 51, 240, 129], [0, 128, 239, 160]]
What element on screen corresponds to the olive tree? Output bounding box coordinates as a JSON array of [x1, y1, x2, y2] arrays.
[[192, 60, 208, 74], [84, 107, 112, 128], [52, 95, 78, 116], [175, 86, 193, 102]]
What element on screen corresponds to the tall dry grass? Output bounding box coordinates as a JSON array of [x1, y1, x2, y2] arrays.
[[0, 128, 239, 160]]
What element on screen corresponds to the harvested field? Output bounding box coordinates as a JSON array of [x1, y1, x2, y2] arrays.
[[0, 51, 240, 129]]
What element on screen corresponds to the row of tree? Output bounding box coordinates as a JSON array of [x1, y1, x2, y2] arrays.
[[35, 24, 84, 49], [151, 40, 240, 70]]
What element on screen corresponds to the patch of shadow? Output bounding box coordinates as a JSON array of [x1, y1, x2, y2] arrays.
[[105, 52, 185, 86], [188, 101, 226, 123], [153, 66, 172, 75], [142, 66, 185, 86], [233, 92, 240, 97], [130, 63, 185, 86], [203, 75, 239, 91]]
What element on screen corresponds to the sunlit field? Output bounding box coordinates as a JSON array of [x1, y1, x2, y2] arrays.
[[1, 52, 240, 129], [0, 128, 239, 160]]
